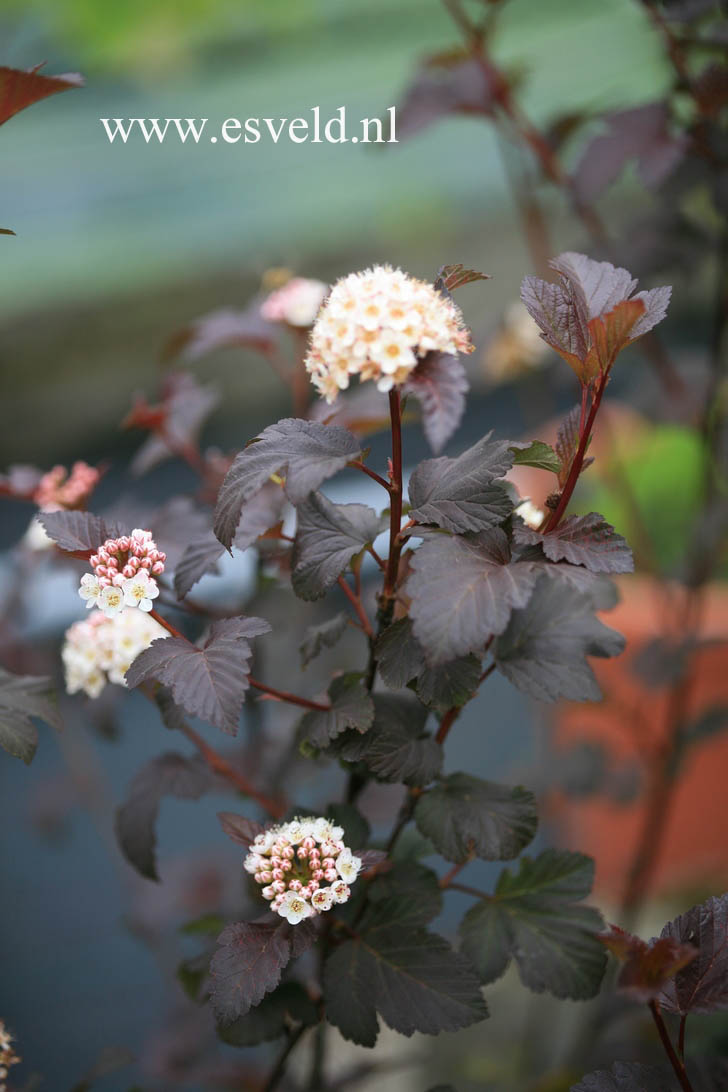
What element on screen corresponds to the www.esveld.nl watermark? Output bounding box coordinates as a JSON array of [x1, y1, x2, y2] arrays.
[[99, 106, 397, 145]]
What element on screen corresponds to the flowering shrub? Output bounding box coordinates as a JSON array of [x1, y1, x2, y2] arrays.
[[3, 250, 728, 1092]]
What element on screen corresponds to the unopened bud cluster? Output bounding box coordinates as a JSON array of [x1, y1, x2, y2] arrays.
[[305, 264, 473, 402], [62, 610, 168, 698], [33, 461, 100, 511], [261, 277, 328, 328], [0, 1021, 20, 1092], [245, 817, 362, 925], [78, 529, 165, 618]]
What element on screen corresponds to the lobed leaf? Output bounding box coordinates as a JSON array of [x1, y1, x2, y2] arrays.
[[214, 418, 362, 548], [292, 493, 382, 600], [435, 264, 490, 293], [600, 925, 697, 1003], [403, 352, 469, 454], [126, 616, 271, 734], [459, 850, 607, 999], [408, 434, 514, 533], [375, 618, 426, 689], [324, 926, 488, 1046], [175, 483, 285, 599], [510, 440, 561, 475], [494, 575, 625, 702], [515, 513, 633, 574], [163, 303, 278, 363], [217, 811, 265, 848], [218, 981, 317, 1046], [129, 372, 220, 476], [115, 752, 216, 880], [0, 667, 62, 765], [38, 510, 124, 553], [300, 612, 349, 667], [330, 693, 442, 787], [415, 773, 538, 863], [210, 922, 293, 1026], [408, 528, 539, 665], [298, 673, 374, 747], [659, 894, 728, 1015]]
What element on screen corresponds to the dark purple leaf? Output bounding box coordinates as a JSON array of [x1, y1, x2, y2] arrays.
[[300, 612, 349, 667], [393, 53, 498, 142], [0, 667, 61, 765], [0, 65, 84, 126], [435, 264, 490, 293], [217, 811, 265, 848], [358, 849, 388, 872], [214, 418, 362, 549], [129, 372, 220, 476], [403, 352, 469, 453], [323, 926, 487, 1046], [210, 922, 293, 1025], [330, 693, 442, 787], [516, 513, 633, 574], [174, 483, 285, 599], [573, 103, 687, 204], [555, 405, 594, 488], [600, 925, 697, 1003], [163, 303, 279, 362], [218, 981, 318, 1046], [126, 616, 271, 734], [375, 618, 426, 689], [115, 752, 217, 880], [292, 493, 383, 600], [298, 673, 374, 747], [494, 575, 625, 702], [570, 1062, 678, 1091], [38, 510, 124, 553], [659, 894, 728, 1015], [408, 434, 514, 533], [415, 773, 538, 863], [408, 528, 540, 665], [460, 851, 606, 999]]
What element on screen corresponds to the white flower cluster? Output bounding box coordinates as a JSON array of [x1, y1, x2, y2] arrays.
[[0, 1021, 20, 1092], [62, 610, 168, 698], [245, 816, 362, 925], [305, 264, 473, 402], [78, 528, 165, 619], [260, 277, 328, 327]]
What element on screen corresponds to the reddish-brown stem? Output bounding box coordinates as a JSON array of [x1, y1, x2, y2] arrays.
[[349, 459, 392, 493], [543, 374, 607, 533], [178, 719, 285, 818], [149, 608, 185, 639], [248, 677, 330, 712], [448, 881, 493, 901], [440, 851, 474, 889], [367, 545, 385, 570], [383, 390, 404, 603], [648, 1001, 695, 1092], [337, 575, 374, 638]]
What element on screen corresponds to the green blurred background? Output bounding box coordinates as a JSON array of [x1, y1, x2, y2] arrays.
[[1, 0, 669, 465]]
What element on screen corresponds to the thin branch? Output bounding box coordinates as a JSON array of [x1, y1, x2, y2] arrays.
[[367, 544, 385, 570], [249, 677, 331, 712], [448, 881, 493, 901], [262, 1023, 310, 1092], [543, 374, 607, 533], [337, 575, 375, 638], [177, 719, 285, 818], [648, 1001, 695, 1092], [382, 390, 404, 605], [349, 459, 392, 492], [440, 850, 474, 889]]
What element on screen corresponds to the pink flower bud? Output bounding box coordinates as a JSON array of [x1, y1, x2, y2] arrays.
[[302, 836, 315, 850], [90, 555, 99, 567], [297, 846, 308, 860], [122, 564, 135, 578], [152, 561, 165, 574], [118, 537, 130, 551], [324, 868, 337, 882], [309, 879, 320, 891], [270, 856, 282, 869], [260, 870, 273, 883], [282, 846, 294, 859], [312, 868, 324, 881], [289, 879, 302, 892], [272, 880, 286, 894], [140, 557, 152, 570], [95, 565, 107, 577], [107, 556, 118, 569], [98, 548, 109, 563], [254, 872, 265, 884], [322, 858, 335, 870], [300, 885, 312, 899], [282, 860, 292, 872], [261, 885, 275, 900], [272, 869, 284, 881]]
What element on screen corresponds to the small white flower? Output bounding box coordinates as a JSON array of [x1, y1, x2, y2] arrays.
[[243, 853, 262, 875], [330, 880, 351, 904], [78, 573, 101, 609], [98, 584, 124, 618], [336, 848, 362, 884], [515, 499, 545, 530], [285, 821, 306, 845], [122, 571, 159, 612], [311, 887, 333, 913], [278, 890, 313, 925]]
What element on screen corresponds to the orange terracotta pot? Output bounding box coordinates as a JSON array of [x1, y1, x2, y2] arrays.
[[552, 575, 728, 903]]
